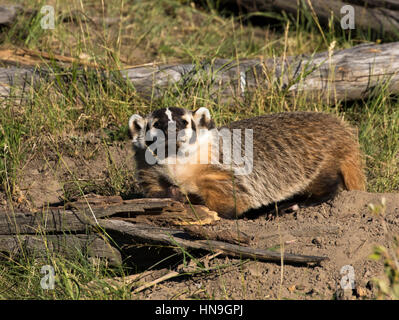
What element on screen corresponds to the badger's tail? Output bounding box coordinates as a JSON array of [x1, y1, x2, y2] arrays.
[[340, 149, 366, 191]]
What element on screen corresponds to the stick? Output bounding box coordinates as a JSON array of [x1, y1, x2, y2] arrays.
[[100, 219, 329, 265]]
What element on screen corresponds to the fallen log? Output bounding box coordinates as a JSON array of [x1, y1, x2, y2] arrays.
[[0, 197, 218, 234], [0, 5, 22, 27], [0, 5, 119, 29], [0, 195, 329, 265], [100, 219, 329, 265], [0, 234, 122, 266], [220, 0, 399, 36], [117, 41, 399, 104], [1, 41, 398, 104]]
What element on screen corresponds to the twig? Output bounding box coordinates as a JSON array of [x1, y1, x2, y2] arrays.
[[18, 48, 101, 68], [100, 219, 329, 265]]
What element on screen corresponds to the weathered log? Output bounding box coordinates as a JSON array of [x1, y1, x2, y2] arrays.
[[0, 197, 178, 234], [122, 41, 399, 104], [0, 197, 218, 235], [100, 219, 329, 265], [182, 225, 251, 245], [0, 207, 96, 235], [221, 0, 399, 36], [1, 41, 398, 104], [0, 234, 122, 265], [0, 6, 119, 29], [114, 204, 220, 226], [0, 195, 329, 265], [0, 5, 23, 27]]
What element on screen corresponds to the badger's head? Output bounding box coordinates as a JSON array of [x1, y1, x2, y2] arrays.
[[128, 107, 215, 160]]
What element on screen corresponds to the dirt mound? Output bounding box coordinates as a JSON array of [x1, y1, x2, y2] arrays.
[[135, 191, 399, 300]]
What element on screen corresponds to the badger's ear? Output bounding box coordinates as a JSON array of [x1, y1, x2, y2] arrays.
[[192, 107, 215, 130], [128, 114, 146, 140]]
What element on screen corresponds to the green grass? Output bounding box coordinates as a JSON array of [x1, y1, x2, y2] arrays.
[[0, 0, 398, 299], [0, 242, 134, 299]]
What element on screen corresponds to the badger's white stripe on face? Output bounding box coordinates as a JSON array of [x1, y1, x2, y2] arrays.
[[165, 108, 174, 123]]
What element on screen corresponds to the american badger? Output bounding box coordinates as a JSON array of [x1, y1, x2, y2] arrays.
[[128, 107, 366, 218]]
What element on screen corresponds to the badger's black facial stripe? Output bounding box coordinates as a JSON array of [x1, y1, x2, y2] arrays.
[[148, 108, 191, 134], [175, 117, 189, 130], [151, 108, 171, 120], [152, 121, 160, 129], [169, 107, 186, 119], [144, 107, 203, 154]]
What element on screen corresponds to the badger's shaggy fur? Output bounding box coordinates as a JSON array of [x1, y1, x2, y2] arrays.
[[128, 107, 366, 218]]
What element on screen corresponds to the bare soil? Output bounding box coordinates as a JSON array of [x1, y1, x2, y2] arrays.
[[3, 134, 399, 300], [134, 191, 399, 300]]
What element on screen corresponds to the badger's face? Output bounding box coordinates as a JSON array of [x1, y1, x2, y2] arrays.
[[128, 107, 215, 160]]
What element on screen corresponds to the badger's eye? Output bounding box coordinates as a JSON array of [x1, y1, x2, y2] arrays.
[[152, 121, 160, 128], [181, 120, 188, 127]]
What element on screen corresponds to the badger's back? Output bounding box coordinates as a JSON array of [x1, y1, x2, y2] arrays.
[[222, 112, 365, 209]]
